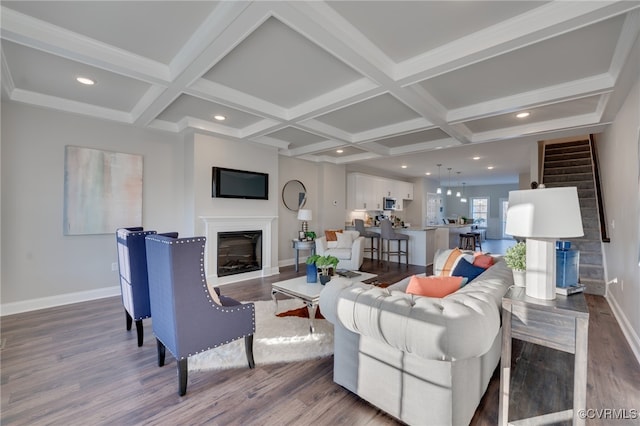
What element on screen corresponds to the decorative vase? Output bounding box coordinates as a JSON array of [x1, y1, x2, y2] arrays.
[[512, 269, 526, 287], [319, 274, 331, 285], [306, 264, 318, 283]]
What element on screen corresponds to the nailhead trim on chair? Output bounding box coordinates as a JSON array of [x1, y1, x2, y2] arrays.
[[147, 235, 255, 359]]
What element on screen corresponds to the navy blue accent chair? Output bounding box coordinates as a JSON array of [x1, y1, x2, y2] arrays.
[[116, 227, 157, 347], [145, 234, 255, 396]]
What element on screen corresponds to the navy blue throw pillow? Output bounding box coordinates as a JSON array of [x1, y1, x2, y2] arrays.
[[451, 257, 486, 283]]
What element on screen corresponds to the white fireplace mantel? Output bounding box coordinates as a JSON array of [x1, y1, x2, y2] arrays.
[[200, 216, 278, 285]]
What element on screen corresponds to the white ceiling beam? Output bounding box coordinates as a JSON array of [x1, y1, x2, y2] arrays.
[[9, 88, 132, 123]]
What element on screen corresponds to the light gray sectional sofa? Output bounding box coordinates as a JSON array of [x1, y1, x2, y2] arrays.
[[319, 255, 513, 426]]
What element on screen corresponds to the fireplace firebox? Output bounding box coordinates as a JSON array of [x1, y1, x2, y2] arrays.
[[217, 230, 262, 277]]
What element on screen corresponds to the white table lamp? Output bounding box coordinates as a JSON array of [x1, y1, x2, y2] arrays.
[[505, 187, 584, 300], [297, 209, 312, 233]]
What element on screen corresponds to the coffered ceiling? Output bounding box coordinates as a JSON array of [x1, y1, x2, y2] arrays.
[[2, 1, 639, 185]]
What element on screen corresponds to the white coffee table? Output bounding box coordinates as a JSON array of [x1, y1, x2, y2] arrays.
[[271, 272, 377, 333]]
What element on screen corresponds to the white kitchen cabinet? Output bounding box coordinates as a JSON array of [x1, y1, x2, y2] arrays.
[[348, 173, 413, 211]]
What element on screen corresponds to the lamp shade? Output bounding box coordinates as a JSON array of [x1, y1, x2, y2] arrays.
[[297, 209, 312, 221], [505, 187, 584, 238]]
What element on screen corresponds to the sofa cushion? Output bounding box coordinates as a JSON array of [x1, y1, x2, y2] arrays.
[[325, 248, 352, 260], [406, 275, 465, 298], [451, 257, 486, 283], [325, 229, 343, 241], [336, 232, 353, 248]]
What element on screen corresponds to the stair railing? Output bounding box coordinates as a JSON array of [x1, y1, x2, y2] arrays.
[[589, 134, 610, 243]]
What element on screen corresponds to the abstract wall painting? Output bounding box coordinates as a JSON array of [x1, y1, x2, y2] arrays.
[[64, 146, 143, 235]]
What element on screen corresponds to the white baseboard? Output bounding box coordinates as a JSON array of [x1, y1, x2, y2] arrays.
[[606, 294, 640, 366], [1, 286, 121, 316]]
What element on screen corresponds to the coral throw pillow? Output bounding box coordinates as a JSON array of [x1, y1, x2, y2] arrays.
[[406, 275, 465, 298], [473, 253, 495, 269], [324, 229, 343, 241]]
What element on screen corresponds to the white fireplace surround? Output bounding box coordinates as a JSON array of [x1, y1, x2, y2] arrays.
[[200, 216, 278, 285]]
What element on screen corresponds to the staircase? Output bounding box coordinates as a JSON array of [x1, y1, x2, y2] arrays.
[[542, 139, 606, 295]]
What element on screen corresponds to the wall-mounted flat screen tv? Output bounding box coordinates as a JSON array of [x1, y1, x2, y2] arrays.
[[212, 167, 269, 200]]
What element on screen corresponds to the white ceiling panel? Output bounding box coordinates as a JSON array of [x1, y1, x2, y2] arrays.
[[201, 17, 364, 108], [419, 14, 626, 109], [327, 1, 547, 62], [157, 94, 264, 128], [372, 128, 452, 149], [2, 1, 638, 185], [2, 1, 218, 64], [465, 96, 602, 133], [313, 93, 421, 133], [2, 40, 150, 111], [263, 127, 329, 149]]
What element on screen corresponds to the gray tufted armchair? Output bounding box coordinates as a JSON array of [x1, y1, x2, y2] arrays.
[[145, 234, 255, 396]]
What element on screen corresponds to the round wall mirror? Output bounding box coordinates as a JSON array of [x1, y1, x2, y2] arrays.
[[282, 180, 307, 211]]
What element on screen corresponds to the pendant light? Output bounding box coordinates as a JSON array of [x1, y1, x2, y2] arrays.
[[436, 164, 442, 194], [461, 182, 467, 203], [455, 171, 461, 197], [446, 168, 452, 196]]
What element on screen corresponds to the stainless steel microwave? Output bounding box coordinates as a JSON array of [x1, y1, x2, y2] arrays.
[[383, 197, 397, 210]]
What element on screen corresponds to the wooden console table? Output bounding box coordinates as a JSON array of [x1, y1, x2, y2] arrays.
[[499, 286, 589, 425]]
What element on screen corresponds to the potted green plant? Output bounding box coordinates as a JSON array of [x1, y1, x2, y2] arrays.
[[504, 241, 526, 287], [305, 254, 320, 283], [315, 255, 339, 285]]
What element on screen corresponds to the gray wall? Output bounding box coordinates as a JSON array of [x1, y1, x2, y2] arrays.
[[443, 183, 518, 239], [1, 102, 185, 306]]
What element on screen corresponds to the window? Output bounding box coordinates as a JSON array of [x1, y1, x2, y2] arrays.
[[471, 197, 489, 226]]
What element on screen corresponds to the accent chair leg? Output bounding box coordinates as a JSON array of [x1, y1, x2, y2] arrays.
[[135, 320, 144, 347], [157, 339, 166, 367], [245, 335, 255, 369], [125, 311, 132, 331], [177, 359, 188, 396]]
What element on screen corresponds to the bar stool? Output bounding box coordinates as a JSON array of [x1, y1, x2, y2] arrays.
[[459, 233, 477, 251], [380, 219, 409, 265], [472, 232, 482, 251], [354, 219, 380, 262]]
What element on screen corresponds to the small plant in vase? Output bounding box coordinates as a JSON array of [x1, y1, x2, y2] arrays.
[[305, 254, 320, 283], [315, 255, 339, 285], [505, 241, 526, 287]]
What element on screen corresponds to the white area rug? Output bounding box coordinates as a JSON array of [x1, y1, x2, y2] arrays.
[[189, 299, 334, 371]]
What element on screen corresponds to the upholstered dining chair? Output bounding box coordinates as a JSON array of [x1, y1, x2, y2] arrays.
[[116, 227, 157, 347], [145, 234, 256, 396], [354, 219, 380, 262]]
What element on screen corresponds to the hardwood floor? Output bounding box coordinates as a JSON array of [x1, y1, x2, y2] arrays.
[[2, 258, 639, 425]]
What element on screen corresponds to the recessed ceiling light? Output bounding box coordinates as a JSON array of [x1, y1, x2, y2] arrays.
[[472, 156, 480, 160], [336, 149, 343, 153], [487, 166, 495, 170], [425, 172, 431, 176], [401, 165, 407, 169], [76, 77, 95, 85], [213, 115, 226, 121], [516, 112, 530, 118]]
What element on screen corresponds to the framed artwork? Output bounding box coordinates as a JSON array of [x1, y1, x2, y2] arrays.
[[64, 146, 143, 235]]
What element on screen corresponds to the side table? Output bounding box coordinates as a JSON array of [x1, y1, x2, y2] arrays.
[[499, 286, 589, 425], [292, 239, 315, 272]]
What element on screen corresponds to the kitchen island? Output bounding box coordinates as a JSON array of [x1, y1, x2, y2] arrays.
[[431, 224, 475, 250], [348, 225, 436, 267]]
